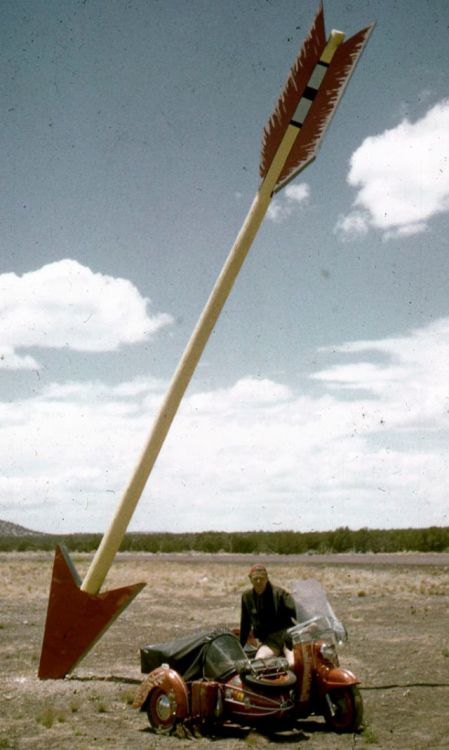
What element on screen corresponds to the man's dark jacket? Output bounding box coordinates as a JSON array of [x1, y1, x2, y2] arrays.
[[239, 581, 296, 647]]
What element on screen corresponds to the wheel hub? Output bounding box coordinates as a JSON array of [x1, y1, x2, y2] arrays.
[[155, 694, 172, 721]]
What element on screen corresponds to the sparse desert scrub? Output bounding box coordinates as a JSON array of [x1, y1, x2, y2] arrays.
[[1, 552, 448, 749]]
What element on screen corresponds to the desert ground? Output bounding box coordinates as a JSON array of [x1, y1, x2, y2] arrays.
[[1, 551, 448, 749]]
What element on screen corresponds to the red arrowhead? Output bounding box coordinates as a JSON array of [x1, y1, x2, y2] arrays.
[[38, 544, 145, 679]]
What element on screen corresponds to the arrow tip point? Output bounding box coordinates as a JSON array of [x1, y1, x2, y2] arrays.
[[38, 544, 145, 679]]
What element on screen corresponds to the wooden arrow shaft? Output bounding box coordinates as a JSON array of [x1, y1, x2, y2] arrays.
[[81, 29, 345, 596], [81, 182, 273, 594]]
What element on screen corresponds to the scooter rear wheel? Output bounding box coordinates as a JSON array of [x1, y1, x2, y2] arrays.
[[323, 685, 363, 733]]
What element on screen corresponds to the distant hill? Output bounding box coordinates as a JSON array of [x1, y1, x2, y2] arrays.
[[0, 519, 45, 536]]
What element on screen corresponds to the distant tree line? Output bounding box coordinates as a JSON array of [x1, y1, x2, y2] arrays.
[[1, 526, 449, 553]]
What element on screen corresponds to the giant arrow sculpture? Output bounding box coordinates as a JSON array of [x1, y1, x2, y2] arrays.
[[39, 3, 373, 679]]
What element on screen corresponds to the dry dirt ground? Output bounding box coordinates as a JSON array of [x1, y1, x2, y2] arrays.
[[1, 552, 449, 749]]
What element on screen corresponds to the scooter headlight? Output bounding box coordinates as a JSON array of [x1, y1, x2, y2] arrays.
[[320, 642, 337, 662]]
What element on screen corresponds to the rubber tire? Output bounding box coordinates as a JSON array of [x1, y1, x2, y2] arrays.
[[146, 687, 177, 735], [243, 670, 297, 691], [323, 685, 363, 733]]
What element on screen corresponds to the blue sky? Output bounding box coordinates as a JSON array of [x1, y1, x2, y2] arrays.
[[2, 0, 449, 534]]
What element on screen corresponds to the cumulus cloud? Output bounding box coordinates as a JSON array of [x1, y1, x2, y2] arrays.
[[0, 259, 173, 369], [267, 183, 310, 223], [2, 315, 449, 533], [316, 318, 449, 431], [335, 99, 449, 240]]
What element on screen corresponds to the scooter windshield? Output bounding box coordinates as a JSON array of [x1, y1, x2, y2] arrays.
[[288, 615, 337, 646], [291, 579, 347, 642], [203, 633, 249, 680]]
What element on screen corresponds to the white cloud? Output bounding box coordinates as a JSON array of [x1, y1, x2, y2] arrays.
[[0, 347, 39, 371], [0, 259, 173, 370], [334, 211, 369, 239], [2, 315, 449, 534], [267, 183, 310, 223], [315, 318, 449, 437], [336, 99, 449, 240], [285, 184, 310, 204]]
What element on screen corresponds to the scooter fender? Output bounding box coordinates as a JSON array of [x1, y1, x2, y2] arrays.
[[320, 666, 359, 690], [133, 664, 189, 719]]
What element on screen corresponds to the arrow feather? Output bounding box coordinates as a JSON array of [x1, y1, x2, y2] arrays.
[[260, 2, 374, 192], [260, 3, 326, 184], [273, 23, 375, 191]]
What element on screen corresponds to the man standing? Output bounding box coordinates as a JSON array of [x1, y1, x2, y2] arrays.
[[239, 563, 296, 662]]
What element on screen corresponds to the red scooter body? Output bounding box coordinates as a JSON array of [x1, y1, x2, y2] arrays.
[[288, 616, 362, 731]]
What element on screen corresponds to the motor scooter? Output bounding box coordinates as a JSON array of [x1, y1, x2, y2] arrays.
[[133, 579, 362, 734], [242, 577, 362, 733], [285, 613, 362, 732]]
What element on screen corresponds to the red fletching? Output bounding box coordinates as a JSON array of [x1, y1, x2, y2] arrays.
[[260, 4, 374, 192], [260, 3, 326, 183]]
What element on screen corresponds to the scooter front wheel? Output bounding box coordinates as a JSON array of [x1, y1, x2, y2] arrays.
[[323, 685, 363, 733]]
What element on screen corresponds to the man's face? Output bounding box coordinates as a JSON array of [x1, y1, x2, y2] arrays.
[[250, 571, 268, 595]]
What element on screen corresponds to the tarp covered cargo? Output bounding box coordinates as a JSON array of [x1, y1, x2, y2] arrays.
[[140, 626, 246, 681]]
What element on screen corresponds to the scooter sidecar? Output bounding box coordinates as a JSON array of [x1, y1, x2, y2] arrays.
[[133, 627, 298, 734]]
